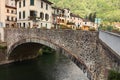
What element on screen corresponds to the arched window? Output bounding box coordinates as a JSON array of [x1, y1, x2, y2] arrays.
[[40, 12, 44, 20], [45, 14, 49, 21]]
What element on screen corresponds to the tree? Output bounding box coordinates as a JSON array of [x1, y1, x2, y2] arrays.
[[92, 12, 96, 22], [88, 13, 92, 21]]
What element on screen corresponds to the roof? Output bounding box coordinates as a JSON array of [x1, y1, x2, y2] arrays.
[[5, 5, 17, 9], [16, 0, 53, 5], [82, 19, 91, 22], [52, 6, 64, 11], [70, 13, 82, 18], [42, 0, 53, 5]]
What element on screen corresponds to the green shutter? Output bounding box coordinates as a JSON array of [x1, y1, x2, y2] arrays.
[[30, 0, 34, 5]]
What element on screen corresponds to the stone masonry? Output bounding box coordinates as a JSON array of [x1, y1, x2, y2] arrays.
[[0, 28, 119, 80]]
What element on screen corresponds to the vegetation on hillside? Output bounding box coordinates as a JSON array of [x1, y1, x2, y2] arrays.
[[50, 0, 120, 22]]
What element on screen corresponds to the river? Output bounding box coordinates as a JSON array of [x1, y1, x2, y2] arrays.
[[0, 52, 88, 80]]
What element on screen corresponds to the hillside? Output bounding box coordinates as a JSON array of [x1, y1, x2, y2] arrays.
[[50, 0, 120, 22]]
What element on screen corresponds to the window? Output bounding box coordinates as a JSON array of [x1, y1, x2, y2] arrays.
[[19, 1, 21, 8], [30, 11, 36, 17], [7, 16, 9, 21], [40, 12, 44, 20], [30, 0, 34, 5], [41, 2, 43, 8], [28, 22, 30, 27], [46, 24, 47, 28], [23, 11, 25, 19], [23, 23, 25, 27], [11, 10, 14, 14], [19, 12, 21, 19], [23, 0, 25, 7], [45, 14, 49, 21], [11, 17, 14, 21], [29, 11, 36, 20], [41, 23, 42, 27], [20, 23, 21, 27], [46, 4, 48, 10], [15, 18, 17, 21], [68, 10, 69, 13], [7, 9, 9, 13]]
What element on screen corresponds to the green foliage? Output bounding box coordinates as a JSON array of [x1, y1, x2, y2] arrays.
[[60, 24, 72, 29], [50, 0, 120, 22], [108, 70, 120, 80], [41, 46, 56, 54], [87, 12, 96, 22], [89, 27, 96, 31], [99, 24, 114, 31], [106, 25, 113, 31], [0, 45, 7, 49]]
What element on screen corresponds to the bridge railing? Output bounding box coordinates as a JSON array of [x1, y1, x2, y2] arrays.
[[99, 31, 120, 57]]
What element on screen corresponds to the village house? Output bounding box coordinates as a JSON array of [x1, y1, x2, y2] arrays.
[[52, 6, 84, 29], [6, 0, 17, 28], [52, 7, 71, 29], [16, 0, 53, 29], [0, 0, 97, 30], [0, 0, 17, 27], [0, 0, 6, 27], [70, 13, 83, 29], [81, 19, 97, 30]]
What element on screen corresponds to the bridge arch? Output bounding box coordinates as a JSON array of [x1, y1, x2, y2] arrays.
[[7, 38, 92, 80]]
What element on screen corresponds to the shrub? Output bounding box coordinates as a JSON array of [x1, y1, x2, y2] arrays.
[[108, 70, 120, 80], [60, 24, 72, 29], [89, 27, 96, 31], [106, 25, 113, 31]]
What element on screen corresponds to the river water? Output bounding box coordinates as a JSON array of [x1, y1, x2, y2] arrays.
[[0, 52, 88, 80]]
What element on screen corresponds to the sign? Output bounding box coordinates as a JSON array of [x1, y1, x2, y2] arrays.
[[95, 18, 101, 24]]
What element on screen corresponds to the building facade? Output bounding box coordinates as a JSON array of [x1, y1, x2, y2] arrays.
[[70, 13, 83, 29], [52, 7, 83, 29], [0, 0, 6, 27], [0, 0, 17, 27], [5, 0, 17, 28], [17, 0, 53, 29]]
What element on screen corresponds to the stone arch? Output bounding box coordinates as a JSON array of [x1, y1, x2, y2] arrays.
[[7, 38, 92, 80]]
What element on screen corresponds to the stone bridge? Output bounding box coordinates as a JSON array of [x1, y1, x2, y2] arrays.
[[0, 28, 120, 80]]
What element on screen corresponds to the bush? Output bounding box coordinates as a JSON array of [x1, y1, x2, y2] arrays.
[[60, 24, 72, 29], [112, 28, 120, 33], [0, 45, 7, 49], [108, 70, 120, 80], [106, 25, 113, 31], [89, 27, 96, 31]]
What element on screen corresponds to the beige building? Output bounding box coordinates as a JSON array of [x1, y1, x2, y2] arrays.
[[70, 13, 83, 29], [52, 7, 83, 29], [52, 7, 71, 28], [0, 0, 17, 27], [0, 0, 6, 27], [16, 0, 53, 29]]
